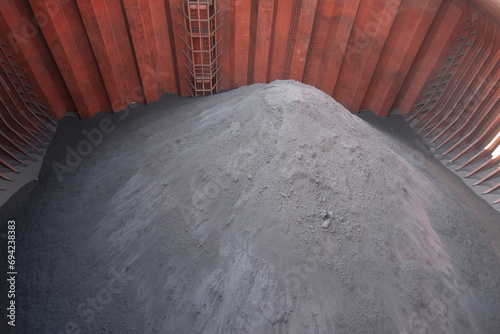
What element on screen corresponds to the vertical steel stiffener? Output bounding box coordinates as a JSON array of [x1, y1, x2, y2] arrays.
[[180, 0, 222, 97]]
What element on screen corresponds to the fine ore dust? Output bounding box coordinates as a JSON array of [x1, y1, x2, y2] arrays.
[[8, 81, 500, 333]]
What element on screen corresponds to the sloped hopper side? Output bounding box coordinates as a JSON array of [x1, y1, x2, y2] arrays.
[[407, 6, 500, 206]]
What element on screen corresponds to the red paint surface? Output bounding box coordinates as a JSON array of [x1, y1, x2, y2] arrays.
[[253, 0, 275, 84], [0, 0, 494, 120], [394, 1, 466, 115], [362, 0, 442, 116]]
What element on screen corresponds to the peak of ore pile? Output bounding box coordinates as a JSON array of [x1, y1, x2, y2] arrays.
[[12, 81, 500, 333]]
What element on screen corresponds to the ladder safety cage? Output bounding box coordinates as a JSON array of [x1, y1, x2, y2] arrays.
[[179, 0, 223, 97]]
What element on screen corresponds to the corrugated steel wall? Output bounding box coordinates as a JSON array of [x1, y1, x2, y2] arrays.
[[0, 0, 470, 119]]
